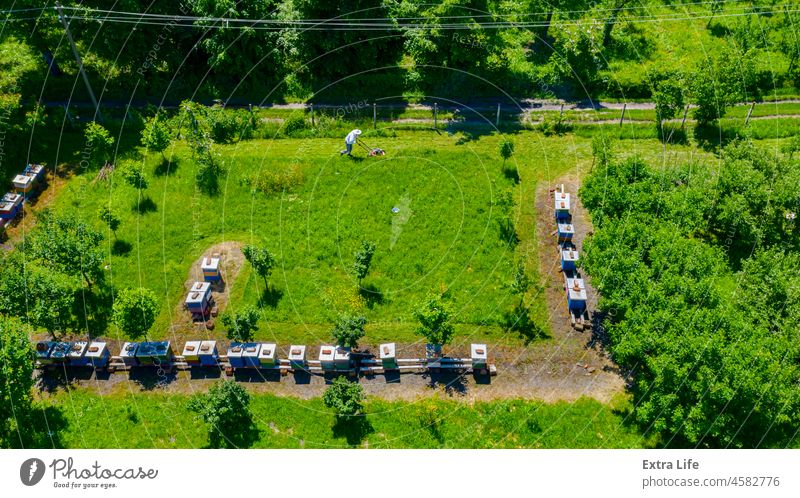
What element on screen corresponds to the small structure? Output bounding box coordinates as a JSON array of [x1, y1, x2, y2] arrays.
[[319, 346, 336, 371], [68, 341, 89, 367], [557, 223, 575, 242], [185, 281, 213, 317], [85, 342, 110, 369], [425, 344, 442, 359], [258, 343, 278, 368], [120, 342, 139, 367], [201, 257, 221, 282], [49, 342, 71, 363], [227, 342, 245, 369], [560, 248, 579, 271], [566, 277, 587, 311], [554, 191, 571, 221], [471, 344, 488, 370], [35, 341, 55, 365], [288, 345, 306, 369], [334, 346, 351, 371], [0, 192, 23, 220], [182, 341, 202, 365], [12, 174, 34, 193], [379, 343, 397, 370], [242, 343, 261, 368], [136, 341, 174, 366], [198, 341, 219, 366], [24, 163, 45, 181]]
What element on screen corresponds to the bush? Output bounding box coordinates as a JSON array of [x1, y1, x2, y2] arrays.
[[323, 377, 365, 418], [252, 164, 304, 194], [281, 113, 309, 137], [538, 113, 572, 136]]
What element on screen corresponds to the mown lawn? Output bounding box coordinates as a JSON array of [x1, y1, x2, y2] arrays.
[[28, 389, 650, 449]]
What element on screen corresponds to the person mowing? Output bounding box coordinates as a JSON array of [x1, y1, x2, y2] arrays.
[[340, 129, 362, 156]]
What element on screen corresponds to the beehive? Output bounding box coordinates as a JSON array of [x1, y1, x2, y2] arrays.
[[0, 192, 23, 219], [288, 345, 306, 369], [185, 281, 212, 313], [136, 341, 173, 365], [561, 248, 579, 271], [201, 257, 221, 282], [258, 343, 278, 367], [68, 341, 89, 367], [471, 344, 488, 369], [35, 341, 55, 365], [49, 342, 71, 363], [242, 343, 261, 368], [182, 341, 202, 365], [379, 343, 397, 370], [120, 342, 139, 366], [227, 342, 245, 368], [85, 342, 110, 369], [199, 341, 219, 366], [319, 346, 335, 370], [334, 347, 351, 371], [566, 278, 587, 311], [554, 192, 571, 220], [12, 174, 33, 193], [24, 163, 45, 181], [557, 223, 575, 242]]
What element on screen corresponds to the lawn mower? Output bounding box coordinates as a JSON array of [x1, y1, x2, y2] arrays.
[[357, 138, 386, 156]]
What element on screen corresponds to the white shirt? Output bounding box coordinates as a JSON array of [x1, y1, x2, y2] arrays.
[[345, 130, 360, 145]]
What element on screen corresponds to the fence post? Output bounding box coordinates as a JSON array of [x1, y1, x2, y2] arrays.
[[745, 101, 756, 127], [373, 102, 377, 129], [496, 103, 501, 126], [560, 103, 564, 117], [310, 103, 314, 127], [619, 103, 626, 127], [434, 103, 438, 130], [681, 104, 689, 129]]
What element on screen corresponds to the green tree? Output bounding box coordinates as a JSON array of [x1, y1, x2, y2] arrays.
[[413, 294, 455, 346], [322, 376, 365, 418], [221, 306, 260, 342], [97, 205, 121, 238], [0, 316, 34, 447], [242, 245, 276, 289], [591, 133, 615, 169], [649, 70, 685, 134], [509, 262, 530, 307], [691, 60, 737, 126], [180, 101, 222, 195], [188, 380, 256, 448], [499, 138, 515, 166], [331, 313, 366, 349], [112, 287, 159, 339], [28, 213, 105, 288], [141, 115, 171, 160], [84, 122, 115, 168], [121, 160, 149, 192], [353, 240, 376, 283]]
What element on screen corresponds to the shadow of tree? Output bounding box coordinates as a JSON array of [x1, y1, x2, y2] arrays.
[[212, 420, 261, 449], [358, 283, 384, 308], [504, 303, 547, 344], [332, 415, 373, 446], [498, 218, 519, 246], [258, 286, 283, 308], [16, 404, 69, 448], [134, 197, 157, 214], [422, 370, 469, 396], [502, 164, 521, 184], [111, 239, 133, 256], [154, 157, 177, 177]]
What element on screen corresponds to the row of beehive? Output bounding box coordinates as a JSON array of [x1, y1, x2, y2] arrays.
[[553, 190, 587, 313], [1, 164, 45, 232]]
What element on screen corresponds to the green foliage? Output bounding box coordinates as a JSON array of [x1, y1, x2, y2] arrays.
[[179, 100, 223, 194], [413, 294, 455, 346], [141, 115, 172, 158], [281, 114, 309, 137], [221, 306, 261, 342], [242, 245, 276, 288], [120, 160, 149, 191], [322, 376, 365, 418], [27, 212, 105, 288], [591, 133, 615, 168], [509, 262, 530, 297], [691, 60, 738, 126], [649, 69, 685, 128], [499, 138, 515, 164], [0, 316, 33, 447], [187, 380, 255, 448], [353, 240, 376, 282], [97, 205, 121, 236], [538, 113, 572, 136], [112, 287, 160, 339], [83, 122, 115, 168], [207, 106, 254, 144], [331, 313, 367, 349]]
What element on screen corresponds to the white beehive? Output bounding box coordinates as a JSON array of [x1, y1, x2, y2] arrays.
[[288, 345, 306, 368], [85, 342, 109, 368], [379, 343, 397, 369], [201, 257, 221, 281], [68, 341, 88, 366], [13, 174, 33, 192], [471, 344, 488, 369], [258, 343, 277, 367], [182, 341, 202, 364], [185, 281, 211, 311], [319, 346, 335, 370], [334, 347, 351, 371], [120, 342, 139, 366], [566, 277, 587, 310], [554, 192, 571, 214]]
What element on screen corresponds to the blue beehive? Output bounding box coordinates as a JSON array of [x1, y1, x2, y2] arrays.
[[49, 342, 71, 363], [198, 341, 219, 366], [557, 223, 575, 242], [227, 342, 245, 368], [319, 346, 336, 371], [566, 278, 587, 311], [136, 341, 173, 366], [185, 281, 212, 315], [0, 192, 23, 220], [242, 343, 261, 368], [120, 342, 139, 366], [554, 191, 571, 221], [85, 342, 110, 369], [561, 248, 579, 271], [35, 341, 55, 365], [24, 163, 45, 182], [68, 341, 89, 367], [334, 346, 351, 371], [288, 345, 306, 369], [201, 257, 221, 282]]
